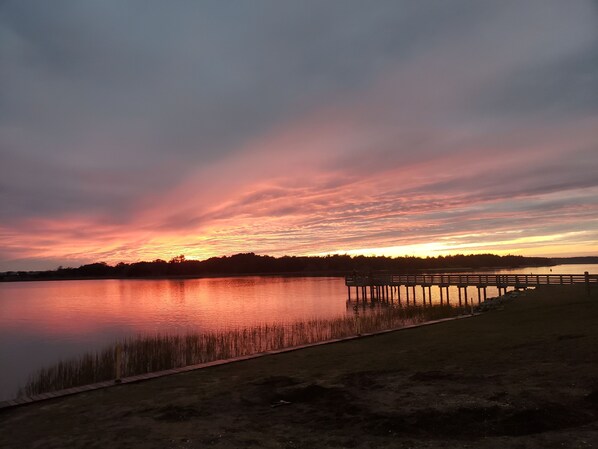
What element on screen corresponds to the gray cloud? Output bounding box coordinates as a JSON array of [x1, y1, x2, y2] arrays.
[[1, 0, 598, 268], [480, 42, 598, 119]]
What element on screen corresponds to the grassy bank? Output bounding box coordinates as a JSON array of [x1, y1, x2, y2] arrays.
[[2, 285, 598, 448], [19, 305, 464, 397]]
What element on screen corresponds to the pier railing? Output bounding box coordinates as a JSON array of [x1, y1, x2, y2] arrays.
[[345, 272, 596, 304], [345, 273, 597, 288]]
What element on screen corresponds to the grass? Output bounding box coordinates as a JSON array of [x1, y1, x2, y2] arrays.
[[18, 304, 465, 397], [4, 286, 598, 449]]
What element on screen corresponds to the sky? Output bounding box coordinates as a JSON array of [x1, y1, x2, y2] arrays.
[[1, 0, 598, 271]]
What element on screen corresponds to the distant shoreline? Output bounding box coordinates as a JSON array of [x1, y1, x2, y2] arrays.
[[4, 263, 595, 283], [2, 253, 596, 283]]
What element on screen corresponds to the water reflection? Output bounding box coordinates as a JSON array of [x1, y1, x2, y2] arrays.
[[0, 276, 348, 399], [345, 283, 502, 309], [0, 277, 347, 338]]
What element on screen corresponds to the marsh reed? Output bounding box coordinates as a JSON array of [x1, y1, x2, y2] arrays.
[[19, 304, 464, 397]]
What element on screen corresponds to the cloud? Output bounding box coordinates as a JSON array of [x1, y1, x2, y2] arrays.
[[1, 1, 597, 269]]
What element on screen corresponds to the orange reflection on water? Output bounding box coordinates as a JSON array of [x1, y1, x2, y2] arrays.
[[0, 277, 348, 338]]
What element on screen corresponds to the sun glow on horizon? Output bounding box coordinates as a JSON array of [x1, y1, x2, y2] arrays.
[[312, 231, 596, 260]]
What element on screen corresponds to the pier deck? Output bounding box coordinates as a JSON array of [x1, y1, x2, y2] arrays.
[[345, 272, 596, 304]]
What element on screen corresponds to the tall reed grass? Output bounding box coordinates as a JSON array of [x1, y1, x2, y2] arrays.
[[19, 305, 464, 397]]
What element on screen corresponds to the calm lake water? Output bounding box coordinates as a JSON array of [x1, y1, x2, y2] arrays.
[[1, 264, 596, 400]]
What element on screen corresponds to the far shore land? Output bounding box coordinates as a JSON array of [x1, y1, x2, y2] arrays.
[[1, 285, 597, 448], [2, 253, 597, 282], [0, 266, 565, 283]]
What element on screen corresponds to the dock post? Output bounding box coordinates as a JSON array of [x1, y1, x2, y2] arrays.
[[406, 285, 410, 305], [586, 271, 590, 296], [458, 287, 462, 305], [422, 285, 426, 305], [440, 286, 444, 304], [348, 286, 351, 301]]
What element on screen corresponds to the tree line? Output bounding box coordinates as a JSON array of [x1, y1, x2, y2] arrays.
[[1, 253, 558, 281]]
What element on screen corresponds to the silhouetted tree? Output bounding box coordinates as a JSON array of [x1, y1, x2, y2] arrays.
[[1, 253, 559, 281]]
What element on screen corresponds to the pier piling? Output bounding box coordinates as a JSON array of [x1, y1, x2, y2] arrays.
[[345, 272, 597, 305]]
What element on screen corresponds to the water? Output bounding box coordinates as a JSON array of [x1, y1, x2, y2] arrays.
[[1, 264, 595, 400], [0, 276, 347, 399]]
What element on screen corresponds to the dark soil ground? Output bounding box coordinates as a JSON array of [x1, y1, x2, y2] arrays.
[[1, 285, 598, 448]]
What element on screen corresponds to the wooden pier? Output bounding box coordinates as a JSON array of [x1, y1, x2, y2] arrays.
[[345, 272, 596, 305]]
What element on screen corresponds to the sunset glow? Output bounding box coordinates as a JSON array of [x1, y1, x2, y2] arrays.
[[1, 1, 597, 270]]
